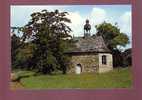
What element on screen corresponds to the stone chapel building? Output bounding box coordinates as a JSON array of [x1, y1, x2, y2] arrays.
[[65, 20, 113, 74]]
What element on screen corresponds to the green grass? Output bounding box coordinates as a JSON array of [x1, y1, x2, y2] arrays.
[[19, 67, 132, 89]]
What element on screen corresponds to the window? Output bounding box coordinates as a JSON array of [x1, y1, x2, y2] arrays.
[[102, 55, 107, 65]]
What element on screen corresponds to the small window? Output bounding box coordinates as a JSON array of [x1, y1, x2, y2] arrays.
[[102, 55, 107, 65]]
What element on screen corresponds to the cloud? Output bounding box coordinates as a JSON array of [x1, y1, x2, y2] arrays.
[[66, 12, 84, 37], [11, 5, 67, 26], [118, 11, 132, 49], [67, 12, 83, 25], [90, 7, 107, 25], [118, 12, 132, 35], [88, 7, 107, 34]]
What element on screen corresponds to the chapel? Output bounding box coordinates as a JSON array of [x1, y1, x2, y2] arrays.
[[65, 20, 113, 74]]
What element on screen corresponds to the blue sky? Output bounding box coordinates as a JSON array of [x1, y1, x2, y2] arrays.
[[11, 5, 131, 49]]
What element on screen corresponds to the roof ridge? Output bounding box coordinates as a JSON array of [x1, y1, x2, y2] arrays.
[[68, 35, 111, 53]]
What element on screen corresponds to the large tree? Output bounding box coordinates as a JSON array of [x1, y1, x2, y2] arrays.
[[21, 9, 72, 74], [95, 22, 129, 51]]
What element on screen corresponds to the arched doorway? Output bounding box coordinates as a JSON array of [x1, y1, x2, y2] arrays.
[[75, 64, 82, 74]]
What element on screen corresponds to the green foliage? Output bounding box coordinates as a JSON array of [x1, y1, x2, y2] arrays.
[[113, 33, 129, 47], [15, 43, 35, 69], [20, 9, 72, 74], [11, 34, 22, 69], [122, 48, 132, 66], [95, 22, 129, 50]]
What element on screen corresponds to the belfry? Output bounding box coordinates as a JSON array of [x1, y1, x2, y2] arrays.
[[84, 19, 91, 37]]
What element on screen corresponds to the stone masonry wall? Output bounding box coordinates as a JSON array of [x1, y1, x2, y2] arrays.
[[68, 54, 99, 73]]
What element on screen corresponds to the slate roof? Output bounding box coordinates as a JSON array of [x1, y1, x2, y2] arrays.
[[66, 35, 111, 54]]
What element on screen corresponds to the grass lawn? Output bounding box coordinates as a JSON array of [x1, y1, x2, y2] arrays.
[[12, 67, 133, 89]]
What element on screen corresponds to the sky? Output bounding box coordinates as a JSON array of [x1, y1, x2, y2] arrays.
[[11, 5, 131, 49]]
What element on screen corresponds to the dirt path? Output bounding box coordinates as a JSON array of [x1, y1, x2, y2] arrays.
[[10, 73, 24, 90], [10, 82, 24, 90]]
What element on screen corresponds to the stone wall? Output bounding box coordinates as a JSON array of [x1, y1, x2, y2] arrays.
[[68, 53, 99, 73], [98, 53, 113, 73]]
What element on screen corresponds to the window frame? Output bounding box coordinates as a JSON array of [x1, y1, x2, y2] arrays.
[[102, 55, 107, 65]]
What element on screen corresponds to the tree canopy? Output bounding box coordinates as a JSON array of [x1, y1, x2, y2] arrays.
[[14, 9, 72, 74], [95, 22, 129, 51]]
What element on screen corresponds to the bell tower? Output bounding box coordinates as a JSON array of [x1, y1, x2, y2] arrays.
[[84, 19, 91, 38]]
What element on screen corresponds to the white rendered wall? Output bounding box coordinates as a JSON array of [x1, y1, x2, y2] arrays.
[[98, 53, 113, 73]]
